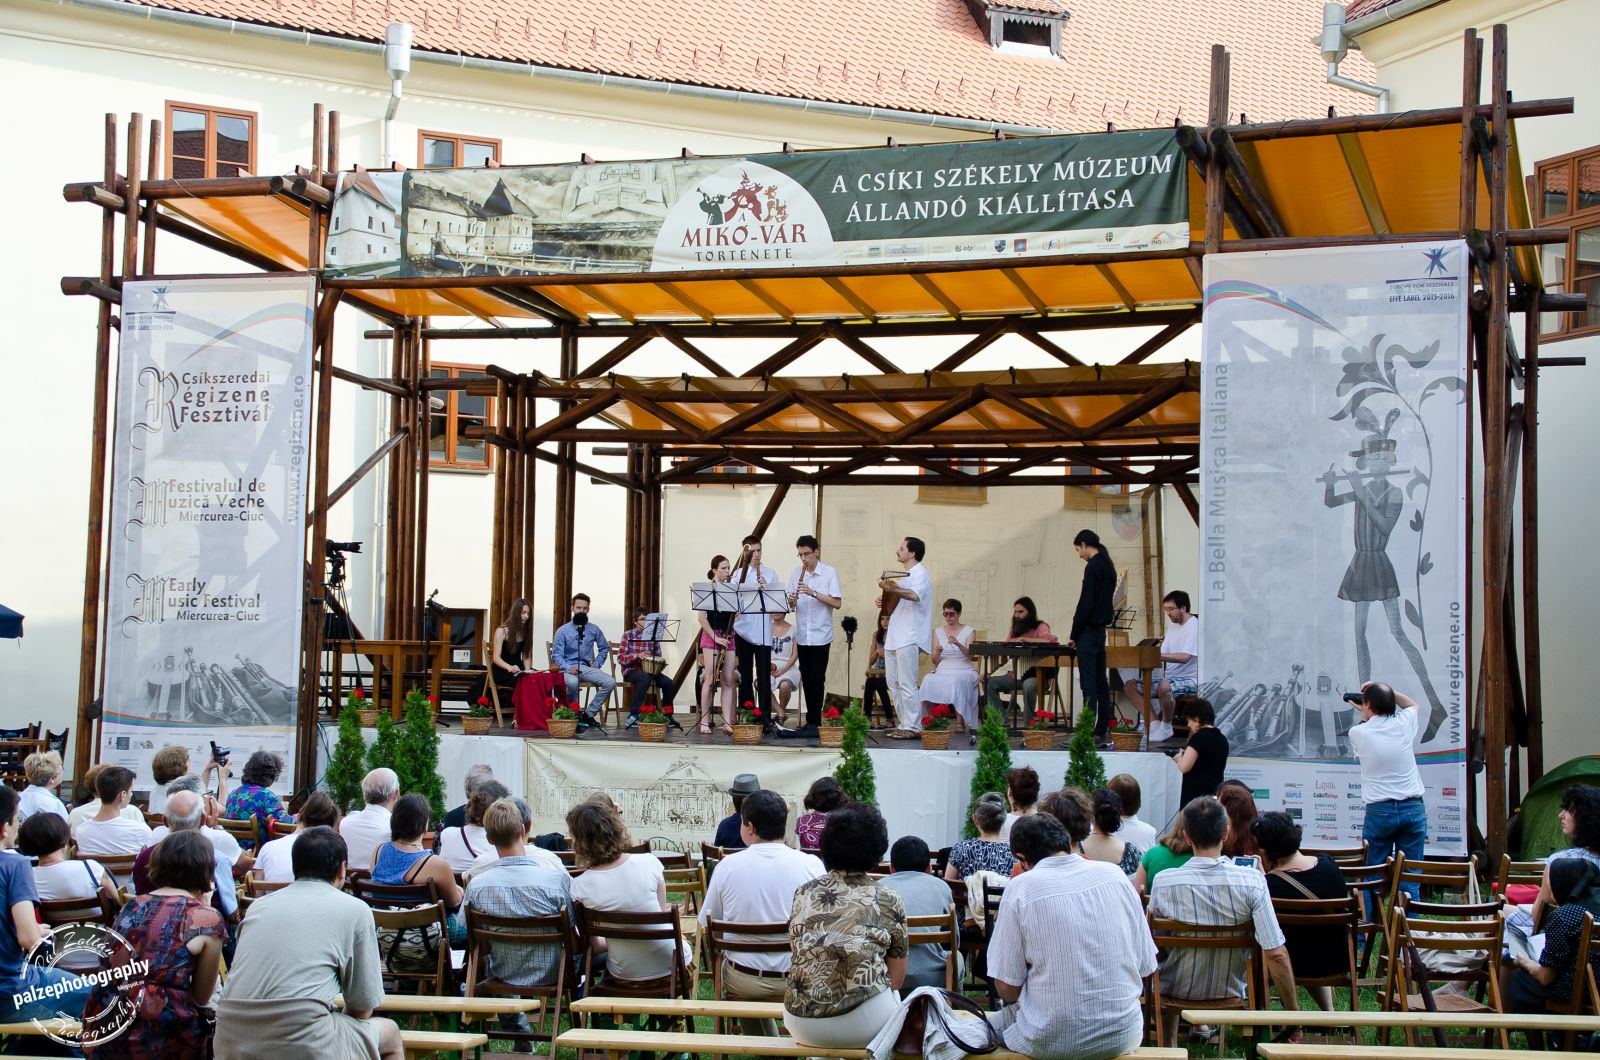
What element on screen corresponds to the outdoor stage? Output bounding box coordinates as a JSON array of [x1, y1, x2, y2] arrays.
[[318, 722, 1182, 851]]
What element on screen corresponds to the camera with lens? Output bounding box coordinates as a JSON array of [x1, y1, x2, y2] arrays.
[[210, 740, 232, 767], [327, 540, 362, 555], [1341, 691, 1365, 705]]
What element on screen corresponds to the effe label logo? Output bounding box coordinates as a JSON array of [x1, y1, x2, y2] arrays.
[[653, 162, 833, 270], [15, 923, 144, 1049]]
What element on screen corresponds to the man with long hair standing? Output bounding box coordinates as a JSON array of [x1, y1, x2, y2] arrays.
[[1066, 529, 1115, 749]]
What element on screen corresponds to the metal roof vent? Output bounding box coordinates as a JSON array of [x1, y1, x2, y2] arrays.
[[964, 0, 1069, 59]]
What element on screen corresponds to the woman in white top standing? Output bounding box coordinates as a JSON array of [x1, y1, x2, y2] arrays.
[[566, 795, 684, 982], [16, 813, 121, 907], [437, 781, 507, 874], [1348, 681, 1427, 901], [917, 598, 980, 736]]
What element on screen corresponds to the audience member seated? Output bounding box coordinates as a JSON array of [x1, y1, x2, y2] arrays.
[[442, 763, 496, 830], [464, 796, 574, 1041], [1108, 772, 1159, 850], [987, 813, 1156, 1060], [147, 744, 193, 816], [134, 790, 240, 921], [1218, 780, 1262, 860], [795, 777, 843, 849], [943, 794, 1015, 880], [713, 773, 760, 850], [463, 797, 565, 880], [151, 774, 250, 877], [1023, 788, 1094, 876], [253, 792, 340, 884], [700, 789, 823, 1033], [999, 766, 1039, 842], [214, 827, 404, 1060], [1148, 796, 1299, 1043], [1535, 784, 1600, 926], [1081, 788, 1143, 877], [784, 802, 907, 1049], [223, 751, 293, 847], [438, 780, 508, 874], [0, 785, 91, 1026], [339, 767, 399, 872], [1505, 857, 1600, 1039], [878, 835, 960, 994], [1134, 820, 1193, 895], [18, 750, 68, 822], [371, 794, 463, 918], [569, 795, 686, 985], [1254, 810, 1352, 1010], [84, 830, 226, 1058], [68, 763, 158, 836], [75, 766, 153, 859], [17, 812, 121, 907]]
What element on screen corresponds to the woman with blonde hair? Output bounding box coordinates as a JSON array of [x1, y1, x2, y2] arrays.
[[1133, 817, 1193, 894], [19, 750, 68, 822], [697, 555, 736, 735]]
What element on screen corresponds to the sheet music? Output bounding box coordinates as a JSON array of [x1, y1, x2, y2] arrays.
[[737, 586, 791, 615]]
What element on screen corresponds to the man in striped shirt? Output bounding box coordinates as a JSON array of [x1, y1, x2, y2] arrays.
[[1148, 796, 1299, 1044]]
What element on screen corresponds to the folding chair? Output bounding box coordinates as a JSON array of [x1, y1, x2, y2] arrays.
[[265, 818, 296, 841], [906, 910, 962, 991], [1496, 853, 1547, 905], [704, 918, 790, 1033], [351, 877, 453, 995], [84, 853, 139, 895], [573, 902, 694, 1034], [37, 896, 119, 976], [464, 905, 579, 1057], [1269, 896, 1360, 1024], [217, 815, 265, 853], [1341, 859, 1393, 986], [372, 902, 453, 996], [1382, 893, 1508, 1048], [1391, 852, 1481, 904], [1532, 910, 1600, 1049], [1308, 842, 1369, 866], [1146, 914, 1260, 1051]]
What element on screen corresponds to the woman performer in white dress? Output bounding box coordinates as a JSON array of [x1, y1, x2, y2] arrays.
[[918, 598, 980, 734]]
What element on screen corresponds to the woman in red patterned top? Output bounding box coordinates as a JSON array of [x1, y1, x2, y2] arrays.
[[795, 777, 844, 849]]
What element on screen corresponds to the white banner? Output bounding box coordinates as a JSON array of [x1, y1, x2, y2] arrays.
[[102, 277, 315, 800], [1200, 243, 1469, 854]]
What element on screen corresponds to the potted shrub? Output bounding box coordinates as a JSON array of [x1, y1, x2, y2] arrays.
[[833, 702, 877, 806], [1108, 716, 1143, 752], [919, 703, 955, 750], [819, 705, 846, 747], [463, 696, 494, 736], [1023, 709, 1055, 750], [352, 685, 379, 727], [548, 699, 581, 739], [636, 702, 670, 743], [732, 700, 765, 745]]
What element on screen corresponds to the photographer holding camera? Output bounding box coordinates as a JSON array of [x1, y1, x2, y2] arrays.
[[1347, 681, 1427, 900]]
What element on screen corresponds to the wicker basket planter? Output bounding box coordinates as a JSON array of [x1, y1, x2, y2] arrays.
[[818, 725, 845, 747], [732, 723, 764, 746], [462, 716, 492, 736], [637, 722, 668, 743], [920, 730, 952, 750], [1109, 729, 1143, 752], [357, 709, 380, 727], [547, 718, 580, 739], [1022, 730, 1054, 751]]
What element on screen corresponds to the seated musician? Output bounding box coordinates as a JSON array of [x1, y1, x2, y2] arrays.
[[551, 593, 616, 733], [619, 607, 675, 729], [487, 598, 533, 701], [770, 613, 799, 726], [862, 614, 892, 730], [983, 596, 1059, 714], [1120, 590, 1197, 745]]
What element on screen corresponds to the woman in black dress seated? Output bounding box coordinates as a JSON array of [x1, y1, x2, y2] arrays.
[[488, 597, 533, 701], [1504, 856, 1600, 1044], [1254, 811, 1352, 1010]]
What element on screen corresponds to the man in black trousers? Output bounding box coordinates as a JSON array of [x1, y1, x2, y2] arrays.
[[1064, 528, 1116, 749]]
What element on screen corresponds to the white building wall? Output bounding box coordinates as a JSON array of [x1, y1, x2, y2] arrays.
[[1351, 0, 1600, 771], [0, 0, 1201, 760]]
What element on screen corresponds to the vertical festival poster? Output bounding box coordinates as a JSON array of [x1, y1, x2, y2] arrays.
[[101, 276, 315, 798], [1199, 243, 1469, 854]]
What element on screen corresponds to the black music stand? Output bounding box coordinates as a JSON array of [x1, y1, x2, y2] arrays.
[[640, 613, 682, 730], [691, 582, 740, 729]]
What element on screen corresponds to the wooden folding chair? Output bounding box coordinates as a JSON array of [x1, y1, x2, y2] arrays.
[[372, 902, 453, 996], [573, 902, 694, 1027], [1269, 896, 1361, 1025], [906, 909, 962, 991], [1382, 894, 1508, 1048], [1147, 914, 1260, 1051], [1534, 910, 1600, 1049], [1496, 853, 1547, 903], [83, 853, 139, 895], [37, 896, 119, 976], [1391, 852, 1482, 904], [217, 815, 265, 852], [464, 905, 578, 1058], [1342, 859, 1394, 986], [704, 918, 790, 1033], [265, 817, 296, 841], [1308, 842, 1370, 866]]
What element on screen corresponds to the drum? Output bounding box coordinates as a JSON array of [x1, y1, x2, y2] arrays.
[[640, 657, 667, 675]]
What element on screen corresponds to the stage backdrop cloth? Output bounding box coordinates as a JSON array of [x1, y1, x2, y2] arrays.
[[513, 672, 565, 730], [317, 729, 1181, 849]]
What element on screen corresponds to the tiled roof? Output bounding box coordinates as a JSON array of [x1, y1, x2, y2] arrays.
[[121, 0, 1377, 130]]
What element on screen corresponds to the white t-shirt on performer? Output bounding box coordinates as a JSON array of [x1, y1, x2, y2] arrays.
[[1161, 616, 1199, 684], [1349, 706, 1426, 802]]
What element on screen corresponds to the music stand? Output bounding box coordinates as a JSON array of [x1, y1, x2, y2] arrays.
[[691, 582, 741, 730], [638, 613, 681, 728], [737, 586, 791, 618]]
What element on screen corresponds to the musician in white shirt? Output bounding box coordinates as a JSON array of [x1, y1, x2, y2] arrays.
[[781, 535, 842, 737], [1121, 590, 1198, 744], [880, 537, 933, 738], [732, 535, 783, 734]]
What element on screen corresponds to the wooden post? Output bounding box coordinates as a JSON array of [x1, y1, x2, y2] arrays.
[[414, 328, 432, 645], [551, 330, 579, 629], [623, 444, 642, 621], [1522, 288, 1544, 784], [521, 386, 537, 604], [1458, 29, 1482, 837], [489, 376, 508, 635], [1203, 45, 1230, 257], [73, 114, 121, 784], [1480, 24, 1511, 867], [383, 326, 406, 636], [141, 119, 160, 276], [297, 285, 343, 791]]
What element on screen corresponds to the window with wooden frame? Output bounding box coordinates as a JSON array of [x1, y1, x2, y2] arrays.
[[166, 102, 256, 179], [428, 363, 495, 471], [418, 131, 501, 169], [916, 458, 988, 505], [1534, 145, 1600, 339]]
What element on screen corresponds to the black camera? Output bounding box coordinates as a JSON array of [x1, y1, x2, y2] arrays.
[[1341, 691, 1366, 705], [210, 740, 232, 767], [327, 540, 362, 554]]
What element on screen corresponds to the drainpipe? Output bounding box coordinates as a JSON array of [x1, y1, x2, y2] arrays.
[[1320, 2, 1391, 114], [381, 22, 412, 167]]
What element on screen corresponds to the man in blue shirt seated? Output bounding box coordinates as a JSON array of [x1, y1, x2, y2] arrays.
[[551, 592, 617, 734], [712, 774, 760, 850], [0, 785, 91, 1027]]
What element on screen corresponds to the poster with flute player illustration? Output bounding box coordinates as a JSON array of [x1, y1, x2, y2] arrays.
[[1199, 243, 1468, 854], [100, 276, 315, 798]]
